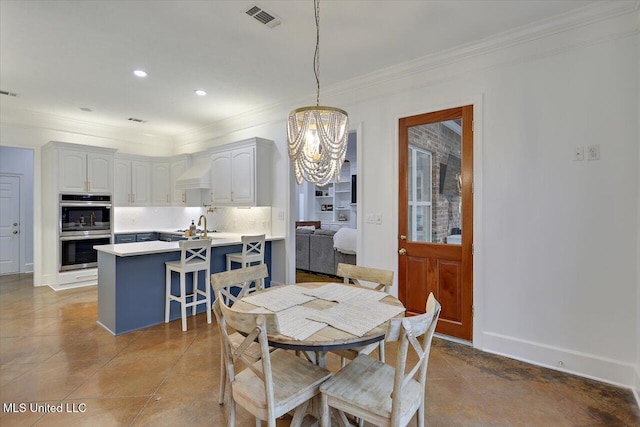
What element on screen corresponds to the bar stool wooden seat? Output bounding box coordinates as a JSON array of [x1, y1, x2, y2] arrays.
[[225, 234, 265, 271], [165, 238, 212, 331]]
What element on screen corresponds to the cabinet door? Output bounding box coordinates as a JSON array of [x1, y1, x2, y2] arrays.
[[58, 150, 88, 193], [113, 159, 132, 206], [210, 152, 232, 204], [131, 161, 151, 205], [87, 153, 113, 193], [151, 162, 171, 205], [230, 147, 255, 204], [170, 159, 187, 205]]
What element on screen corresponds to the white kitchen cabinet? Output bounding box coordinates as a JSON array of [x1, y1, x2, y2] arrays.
[[114, 156, 151, 206], [151, 161, 171, 205], [208, 137, 272, 206], [170, 156, 189, 206], [210, 151, 232, 204], [58, 149, 113, 194]]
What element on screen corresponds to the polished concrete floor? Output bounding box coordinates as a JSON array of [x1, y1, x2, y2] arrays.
[[1, 273, 638, 426]]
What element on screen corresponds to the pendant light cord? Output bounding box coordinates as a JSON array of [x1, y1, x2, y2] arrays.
[[313, 0, 320, 106]]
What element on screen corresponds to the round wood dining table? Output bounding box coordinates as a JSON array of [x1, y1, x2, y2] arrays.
[[231, 281, 405, 367]]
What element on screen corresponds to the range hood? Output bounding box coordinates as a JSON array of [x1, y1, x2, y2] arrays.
[[175, 157, 211, 189]]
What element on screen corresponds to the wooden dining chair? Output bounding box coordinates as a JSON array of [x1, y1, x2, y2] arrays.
[[214, 298, 331, 427], [320, 293, 441, 427], [331, 263, 395, 365], [211, 264, 269, 405]]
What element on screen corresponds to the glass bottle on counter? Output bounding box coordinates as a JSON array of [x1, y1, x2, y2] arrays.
[[189, 220, 196, 236]]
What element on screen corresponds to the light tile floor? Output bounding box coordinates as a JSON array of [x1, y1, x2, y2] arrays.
[[1, 273, 638, 426]]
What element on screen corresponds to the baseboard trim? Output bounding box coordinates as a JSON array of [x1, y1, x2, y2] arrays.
[[482, 331, 636, 389], [634, 365, 640, 409], [96, 320, 116, 336], [24, 263, 33, 273], [48, 282, 97, 292]]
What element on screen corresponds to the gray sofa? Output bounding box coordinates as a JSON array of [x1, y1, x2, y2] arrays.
[[296, 223, 356, 276]]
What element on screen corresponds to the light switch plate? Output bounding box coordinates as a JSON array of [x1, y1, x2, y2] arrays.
[[587, 145, 600, 161], [573, 146, 584, 161], [374, 214, 382, 225]]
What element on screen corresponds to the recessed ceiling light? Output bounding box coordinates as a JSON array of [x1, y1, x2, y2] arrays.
[[194, 89, 207, 96], [133, 70, 147, 78]]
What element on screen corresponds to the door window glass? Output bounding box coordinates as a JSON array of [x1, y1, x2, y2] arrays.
[[406, 120, 462, 244]]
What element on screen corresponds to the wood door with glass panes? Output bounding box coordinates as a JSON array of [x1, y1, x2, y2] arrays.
[[398, 105, 473, 341]]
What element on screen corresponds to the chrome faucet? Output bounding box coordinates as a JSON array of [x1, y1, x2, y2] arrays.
[[197, 215, 208, 238]]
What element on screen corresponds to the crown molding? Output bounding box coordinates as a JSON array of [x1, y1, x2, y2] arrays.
[[0, 108, 175, 151], [175, 0, 639, 147]]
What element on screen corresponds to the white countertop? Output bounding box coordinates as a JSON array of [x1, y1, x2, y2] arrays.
[[95, 233, 284, 257], [114, 228, 189, 235]]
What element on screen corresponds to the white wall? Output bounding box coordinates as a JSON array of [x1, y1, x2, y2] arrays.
[[0, 146, 34, 272], [635, 8, 640, 406]]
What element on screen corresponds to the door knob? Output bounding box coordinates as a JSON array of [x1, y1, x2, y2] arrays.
[[400, 235, 407, 240], [12, 230, 19, 235], [398, 248, 407, 255]]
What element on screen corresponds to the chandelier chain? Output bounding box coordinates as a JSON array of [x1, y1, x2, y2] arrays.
[[314, 0, 320, 106]]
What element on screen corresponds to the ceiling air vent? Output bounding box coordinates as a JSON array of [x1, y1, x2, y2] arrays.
[[0, 90, 18, 97], [245, 5, 281, 28], [127, 117, 147, 123]]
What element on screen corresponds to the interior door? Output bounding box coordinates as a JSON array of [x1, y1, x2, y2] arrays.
[[0, 175, 20, 274], [398, 105, 473, 341]]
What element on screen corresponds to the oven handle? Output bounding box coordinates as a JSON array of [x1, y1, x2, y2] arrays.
[[60, 235, 112, 241], [60, 202, 112, 208]]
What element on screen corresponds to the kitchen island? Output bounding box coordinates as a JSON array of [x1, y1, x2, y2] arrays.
[[94, 233, 283, 335]]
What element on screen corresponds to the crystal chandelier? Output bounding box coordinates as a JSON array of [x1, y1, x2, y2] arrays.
[[287, 0, 348, 186]]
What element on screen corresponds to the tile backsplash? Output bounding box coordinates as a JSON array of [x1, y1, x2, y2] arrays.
[[114, 206, 272, 234], [207, 206, 271, 234]]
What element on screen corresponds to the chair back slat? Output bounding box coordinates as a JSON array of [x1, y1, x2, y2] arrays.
[[211, 264, 268, 305], [179, 239, 211, 265], [242, 234, 265, 258], [213, 299, 280, 422], [389, 293, 441, 422], [337, 263, 394, 293]]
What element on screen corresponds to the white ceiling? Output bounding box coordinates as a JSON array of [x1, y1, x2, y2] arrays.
[[0, 0, 598, 139]]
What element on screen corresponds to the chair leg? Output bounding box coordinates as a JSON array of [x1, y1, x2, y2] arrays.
[[290, 400, 309, 427], [417, 401, 425, 427], [205, 268, 212, 324], [219, 344, 226, 405], [180, 271, 187, 331], [226, 257, 231, 271], [320, 393, 330, 427], [379, 341, 385, 363], [165, 268, 171, 323], [228, 398, 235, 427], [191, 271, 197, 317]]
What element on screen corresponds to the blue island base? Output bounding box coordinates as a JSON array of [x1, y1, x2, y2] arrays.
[[97, 243, 271, 335]]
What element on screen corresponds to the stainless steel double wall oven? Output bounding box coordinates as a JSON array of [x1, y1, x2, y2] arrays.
[[59, 194, 112, 271]]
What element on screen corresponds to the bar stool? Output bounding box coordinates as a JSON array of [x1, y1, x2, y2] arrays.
[[225, 234, 265, 271], [165, 239, 212, 331]]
